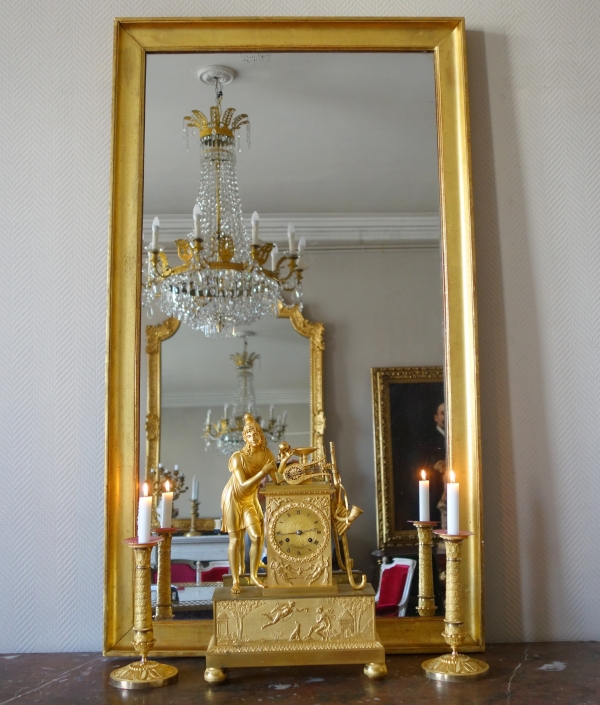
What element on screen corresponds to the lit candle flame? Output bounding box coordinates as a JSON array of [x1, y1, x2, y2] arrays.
[[143, 481, 149, 497], [449, 470, 456, 483], [421, 469, 427, 480], [164, 479, 170, 492]]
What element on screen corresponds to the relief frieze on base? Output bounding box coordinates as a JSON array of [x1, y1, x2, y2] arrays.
[[212, 588, 379, 652]]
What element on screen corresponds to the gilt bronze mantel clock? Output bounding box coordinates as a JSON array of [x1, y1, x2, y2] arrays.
[[204, 417, 386, 683]]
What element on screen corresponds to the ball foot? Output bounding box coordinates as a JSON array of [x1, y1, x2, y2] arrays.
[[422, 653, 489, 681], [364, 662, 387, 680], [204, 667, 228, 684]]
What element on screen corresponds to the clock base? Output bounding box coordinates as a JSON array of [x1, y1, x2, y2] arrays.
[[206, 584, 386, 678]]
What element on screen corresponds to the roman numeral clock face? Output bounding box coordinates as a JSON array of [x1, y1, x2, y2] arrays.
[[270, 503, 329, 561]]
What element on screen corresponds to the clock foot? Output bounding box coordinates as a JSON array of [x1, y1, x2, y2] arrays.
[[204, 667, 227, 684], [364, 662, 387, 680]]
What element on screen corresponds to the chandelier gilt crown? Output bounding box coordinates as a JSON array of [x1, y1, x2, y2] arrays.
[[143, 66, 306, 337]]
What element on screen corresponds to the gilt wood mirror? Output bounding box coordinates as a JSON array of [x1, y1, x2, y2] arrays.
[[105, 17, 482, 656]]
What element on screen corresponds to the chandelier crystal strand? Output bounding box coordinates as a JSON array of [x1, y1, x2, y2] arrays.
[[143, 70, 305, 337]]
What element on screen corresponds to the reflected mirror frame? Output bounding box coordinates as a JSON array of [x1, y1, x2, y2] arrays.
[[144, 305, 325, 532], [105, 17, 482, 657]]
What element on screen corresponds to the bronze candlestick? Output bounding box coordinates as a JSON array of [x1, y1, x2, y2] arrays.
[[410, 521, 438, 617], [154, 527, 177, 620], [109, 537, 178, 689], [185, 498, 200, 537], [422, 531, 489, 681]]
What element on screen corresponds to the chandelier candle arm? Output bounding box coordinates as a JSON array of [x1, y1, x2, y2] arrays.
[[288, 223, 296, 255], [193, 204, 201, 239], [251, 211, 259, 245], [151, 217, 160, 252]]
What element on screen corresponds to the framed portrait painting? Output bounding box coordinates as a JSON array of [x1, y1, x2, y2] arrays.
[[372, 367, 446, 547]]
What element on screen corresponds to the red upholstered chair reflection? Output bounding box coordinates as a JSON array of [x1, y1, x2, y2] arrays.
[[200, 561, 230, 583], [151, 559, 197, 584], [374, 557, 416, 617]]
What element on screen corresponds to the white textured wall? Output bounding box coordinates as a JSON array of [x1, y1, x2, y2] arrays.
[[1, 0, 599, 651]]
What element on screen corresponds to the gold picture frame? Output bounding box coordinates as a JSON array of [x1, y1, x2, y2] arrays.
[[372, 366, 444, 548], [105, 17, 482, 656]]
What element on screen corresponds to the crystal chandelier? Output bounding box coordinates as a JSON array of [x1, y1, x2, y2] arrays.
[[204, 334, 287, 455], [143, 68, 306, 337]]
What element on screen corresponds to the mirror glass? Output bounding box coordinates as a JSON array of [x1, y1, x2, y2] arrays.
[[160, 317, 310, 520], [140, 51, 444, 619]]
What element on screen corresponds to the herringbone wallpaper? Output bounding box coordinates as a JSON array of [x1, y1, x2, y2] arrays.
[[0, 0, 598, 651]]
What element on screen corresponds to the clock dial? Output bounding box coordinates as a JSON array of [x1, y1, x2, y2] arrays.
[[270, 502, 329, 561]]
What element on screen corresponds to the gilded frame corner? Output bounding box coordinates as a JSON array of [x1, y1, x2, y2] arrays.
[[105, 16, 482, 657], [372, 366, 444, 549]]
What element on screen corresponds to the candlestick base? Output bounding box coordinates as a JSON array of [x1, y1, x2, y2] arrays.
[[421, 531, 488, 682], [421, 653, 490, 681], [110, 660, 179, 689]]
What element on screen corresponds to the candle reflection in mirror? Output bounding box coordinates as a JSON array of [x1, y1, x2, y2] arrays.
[[161, 480, 173, 528], [419, 470, 430, 521]]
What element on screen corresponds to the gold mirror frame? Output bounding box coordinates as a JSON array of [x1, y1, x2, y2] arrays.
[[144, 305, 325, 531], [105, 17, 482, 657]]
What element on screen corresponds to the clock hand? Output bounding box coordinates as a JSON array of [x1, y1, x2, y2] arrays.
[[276, 528, 318, 536]]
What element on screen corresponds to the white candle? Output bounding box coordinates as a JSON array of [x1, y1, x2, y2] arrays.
[[251, 211, 259, 245], [160, 479, 173, 528], [287, 223, 296, 254], [137, 482, 152, 543], [151, 217, 160, 251], [193, 204, 201, 239], [447, 470, 460, 535], [224, 403, 228, 420], [206, 408, 212, 426], [419, 470, 430, 521], [298, 236, 306, 255], [269, 404, 274, 420], [191, 476, 198, 501], [282, 410, 287, 425], [271, 243, 279, 271]]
